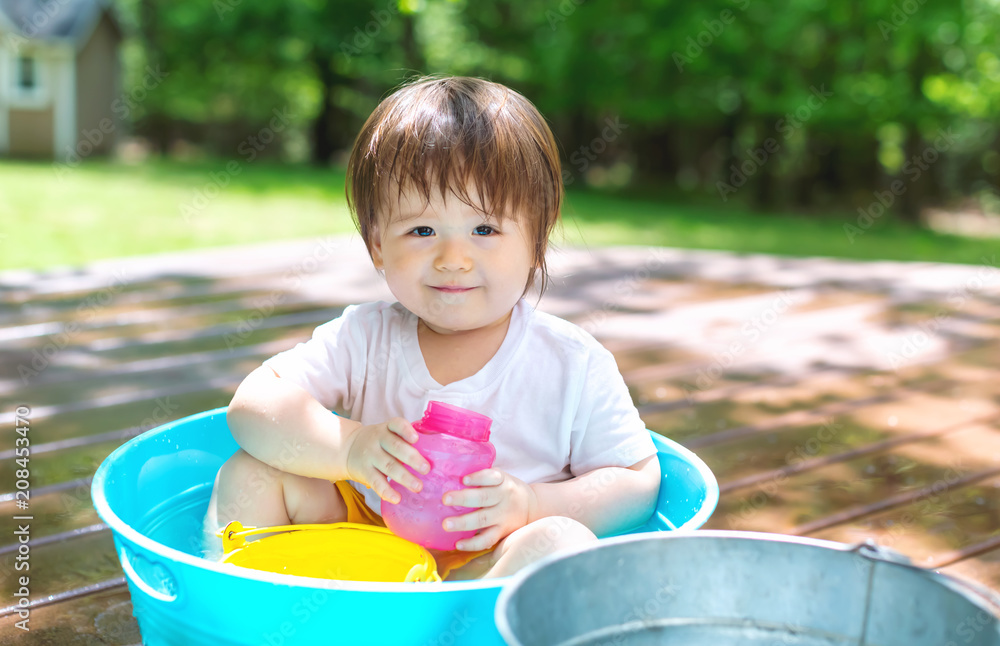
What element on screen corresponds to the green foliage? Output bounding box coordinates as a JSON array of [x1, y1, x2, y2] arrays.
[[110, 0, 998, 213]]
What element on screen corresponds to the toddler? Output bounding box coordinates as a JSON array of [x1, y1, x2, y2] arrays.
[[205, 75, 661, 580]]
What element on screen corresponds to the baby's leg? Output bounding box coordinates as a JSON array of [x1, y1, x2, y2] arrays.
[[202, 449, 348, 557], [448, 516, 597, 580]]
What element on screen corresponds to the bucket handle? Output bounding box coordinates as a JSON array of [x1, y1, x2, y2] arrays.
[[119, 547, 179, 604], [851, 540, 1000, 614], [219, 520, 403, 553], [219, 521, 443, 583]]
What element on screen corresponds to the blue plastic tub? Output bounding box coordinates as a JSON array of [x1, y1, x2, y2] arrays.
[[92, 407, 718, 646]]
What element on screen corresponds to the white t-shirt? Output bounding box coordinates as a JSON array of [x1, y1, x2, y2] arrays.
[[263, 298, 657, 515]]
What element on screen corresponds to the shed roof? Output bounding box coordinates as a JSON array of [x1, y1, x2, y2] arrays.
[[0, 0, 120, 45]]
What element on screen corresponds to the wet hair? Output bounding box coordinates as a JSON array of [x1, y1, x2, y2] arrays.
[[346, 74, 563, 295]]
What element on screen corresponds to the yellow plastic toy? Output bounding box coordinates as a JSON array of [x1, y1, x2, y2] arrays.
[[218, 521, 441, 583]]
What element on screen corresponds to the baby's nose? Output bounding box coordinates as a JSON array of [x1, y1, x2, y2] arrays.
[[434, 238, 472, 271]]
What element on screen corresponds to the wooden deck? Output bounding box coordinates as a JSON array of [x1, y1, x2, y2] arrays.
[[2, 236, 999, 643]]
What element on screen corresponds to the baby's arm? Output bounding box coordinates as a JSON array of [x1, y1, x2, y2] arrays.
[[227, 365, 362, 481], [227, 365, 429, 501], [527, 455, 660, 537]]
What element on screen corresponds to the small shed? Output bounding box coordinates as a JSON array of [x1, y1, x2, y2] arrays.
[[0, 0, 122, 160]]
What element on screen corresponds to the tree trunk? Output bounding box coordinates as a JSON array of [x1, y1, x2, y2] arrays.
[[793, 130, 813, 208], [816, 132, 843, 204], [399, 12, 423, 74], [897, 127, 923, 224], [310, 59, 355, 166]]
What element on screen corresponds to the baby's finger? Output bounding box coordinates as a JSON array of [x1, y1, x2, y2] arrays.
[[442, 486, 499, 509], [380, 435, 430, 481], [367, 470, 400, 504], [386, 417, 419, 443], [376, 449, 424, 493], [443, 507, 494, 533], [455, 526, 501, 552], [460, 469, 504, 487]]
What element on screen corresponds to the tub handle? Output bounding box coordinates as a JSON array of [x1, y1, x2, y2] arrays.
[[119, 547, 179, 604], [851, 540, 1000, 614]]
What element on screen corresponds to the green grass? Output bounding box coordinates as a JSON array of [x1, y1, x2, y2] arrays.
[[557, 191, 999, 265], [1, 158, 996, 272]]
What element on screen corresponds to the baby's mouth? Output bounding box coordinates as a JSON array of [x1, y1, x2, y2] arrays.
[[431, 286, 476, 293]]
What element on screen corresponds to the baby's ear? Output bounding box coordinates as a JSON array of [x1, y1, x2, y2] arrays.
[[370, 236, 384, 270]]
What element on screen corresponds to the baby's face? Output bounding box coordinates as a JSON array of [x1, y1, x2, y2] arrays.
[[371, 182, 534, 335]]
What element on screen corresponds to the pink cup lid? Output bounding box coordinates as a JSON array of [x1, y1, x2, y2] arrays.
[[420, 401, 492, 442]]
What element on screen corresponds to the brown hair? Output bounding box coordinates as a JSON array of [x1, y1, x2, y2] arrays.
[[346, 74, 563, 295]]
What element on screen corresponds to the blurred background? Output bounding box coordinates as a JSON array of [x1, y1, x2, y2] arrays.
[[1, 0, 999, 269]]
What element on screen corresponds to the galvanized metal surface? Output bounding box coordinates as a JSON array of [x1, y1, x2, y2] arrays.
[[496, 531, 1000, 646]]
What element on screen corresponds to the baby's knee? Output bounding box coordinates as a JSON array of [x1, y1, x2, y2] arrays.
[[218, 448, 276, 485], [523, 516, 597, 556], [212, 449, 282, 524]]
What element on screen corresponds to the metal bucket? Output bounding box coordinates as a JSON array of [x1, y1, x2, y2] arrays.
[[496, 530, 1000, 646]]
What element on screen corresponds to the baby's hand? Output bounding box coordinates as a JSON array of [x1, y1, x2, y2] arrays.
[[344, 418, 431, 504], [441, 469, 537, 551]]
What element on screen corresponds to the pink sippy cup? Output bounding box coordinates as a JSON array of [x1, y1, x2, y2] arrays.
[[381, 401, 496, 551]]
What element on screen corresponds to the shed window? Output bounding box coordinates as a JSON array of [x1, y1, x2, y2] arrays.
[[17, 56, 37, 90]]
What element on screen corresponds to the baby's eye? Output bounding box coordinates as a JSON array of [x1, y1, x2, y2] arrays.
[[409, 226, 434, 237], [473, 225, 497, 236]]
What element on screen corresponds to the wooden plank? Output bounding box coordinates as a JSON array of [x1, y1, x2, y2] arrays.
[[0, 584, 136, 645], [718, 413, 999, 494], [0, 279, 325, 331], [0, 338, 292, 398], [0, 481, 106, 543], [635, 357, 967, 443], [939, 546, 1000, 594], [706, 423, 1000, 536], [796, 467, 1000, 536], [0, 357, 250, 414], [0, 388, 235, 454], [809, 475, 1000, 570], [0, 305, 338, 359], [0, 531, 122, 601], [929, 533, 1000, 569], [704, 379, 1000, 489], [0, 290, 295, 342]]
